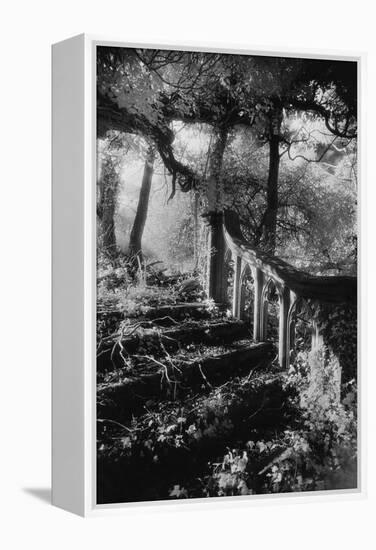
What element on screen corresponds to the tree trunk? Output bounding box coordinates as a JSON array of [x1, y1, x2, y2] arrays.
[[206, 127, 228, 212], [98, 155, 119, 257], [263, 105, 283, 254], [193, 191, 199, 270], [206, 127, 228, 304], [128, 148, 155, 261]]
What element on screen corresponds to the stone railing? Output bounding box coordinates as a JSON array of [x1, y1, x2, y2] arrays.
[[221, 212, 357, 368]]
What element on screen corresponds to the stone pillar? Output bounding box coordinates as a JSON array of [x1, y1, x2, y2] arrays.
[[206, 211, 227, 304], [232, 255, 242, 318], [311, 321, 324, 351], [253, 268, 264, 341], [278, 286, 290, 368]]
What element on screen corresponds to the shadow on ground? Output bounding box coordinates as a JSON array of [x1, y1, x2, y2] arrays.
[[23, 488, 51, 504]]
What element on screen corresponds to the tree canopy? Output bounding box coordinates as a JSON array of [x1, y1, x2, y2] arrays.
[[96, 46, 357, 272]]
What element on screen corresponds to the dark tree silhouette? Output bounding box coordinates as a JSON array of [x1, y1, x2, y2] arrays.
[[128, 147, 155, 262]]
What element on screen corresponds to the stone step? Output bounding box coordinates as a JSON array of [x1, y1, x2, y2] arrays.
[[97, 318, 250, 375], [97, 367, 285, 504], [141, 302, 214, 323], [97, 340, 275, 423], [97, 301, 217, 341]]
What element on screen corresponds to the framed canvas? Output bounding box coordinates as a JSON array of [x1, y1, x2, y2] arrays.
[[52, 34, 363, 516]]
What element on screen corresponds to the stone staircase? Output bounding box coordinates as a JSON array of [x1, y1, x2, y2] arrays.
[[97, 301, 281, 504]]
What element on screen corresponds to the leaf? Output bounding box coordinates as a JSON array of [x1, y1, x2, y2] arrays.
[[169, 485, 188, 498]]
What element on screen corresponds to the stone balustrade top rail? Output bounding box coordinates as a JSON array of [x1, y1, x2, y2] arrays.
[[224, 211, 357, 305]]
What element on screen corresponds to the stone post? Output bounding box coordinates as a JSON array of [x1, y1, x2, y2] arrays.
[[232, 255, 242, 318], [206, 211, 227, 305], [278, 286, 290, 368], [311, 321, 324, 351], [253, 267, 264, 341]]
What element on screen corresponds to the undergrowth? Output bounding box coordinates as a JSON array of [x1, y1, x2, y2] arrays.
[[96, 255, 357, 503], [97, 252, 206, 341], [198, 348, 357, 498]]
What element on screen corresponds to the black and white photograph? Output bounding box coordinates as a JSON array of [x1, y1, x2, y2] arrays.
[[95, 45, 358, 505], [6, 0, 376, 544]]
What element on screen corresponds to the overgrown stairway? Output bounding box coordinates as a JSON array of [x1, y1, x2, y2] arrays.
[[97, 300, 285, 504]]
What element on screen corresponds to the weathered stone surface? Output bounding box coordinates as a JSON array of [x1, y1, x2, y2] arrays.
[[97, 318, 250, 374], [224, 211, 356, 304], [97, 341, 275, 422]]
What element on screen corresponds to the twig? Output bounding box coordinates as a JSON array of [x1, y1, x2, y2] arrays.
[[198, 363, 212, 388], [97, 418, 132, 432], [134, 354, 176, 386]]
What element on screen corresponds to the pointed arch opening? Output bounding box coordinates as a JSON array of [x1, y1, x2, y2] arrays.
[[239, 263, 255, 330], [262, 278, 280, 343], [287, 296, 300, 366]]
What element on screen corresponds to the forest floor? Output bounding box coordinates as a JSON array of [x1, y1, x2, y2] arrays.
[[96, 267, 357, 504]]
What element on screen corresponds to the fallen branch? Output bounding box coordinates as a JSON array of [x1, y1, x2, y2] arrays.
[[258, 447, 293, 476]]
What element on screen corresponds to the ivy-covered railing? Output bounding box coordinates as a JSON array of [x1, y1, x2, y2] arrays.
[[221, 212, 357, 368]]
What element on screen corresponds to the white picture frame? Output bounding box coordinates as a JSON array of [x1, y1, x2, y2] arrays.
[[52, 34, 364, 517]]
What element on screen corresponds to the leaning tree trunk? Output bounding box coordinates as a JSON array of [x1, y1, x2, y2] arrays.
[[97, 154, 119, 258], [206, 126, 228, 304], [128, 148, 155, 263], [193, 190, 199, 271], [263, 104, 283, 254]]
